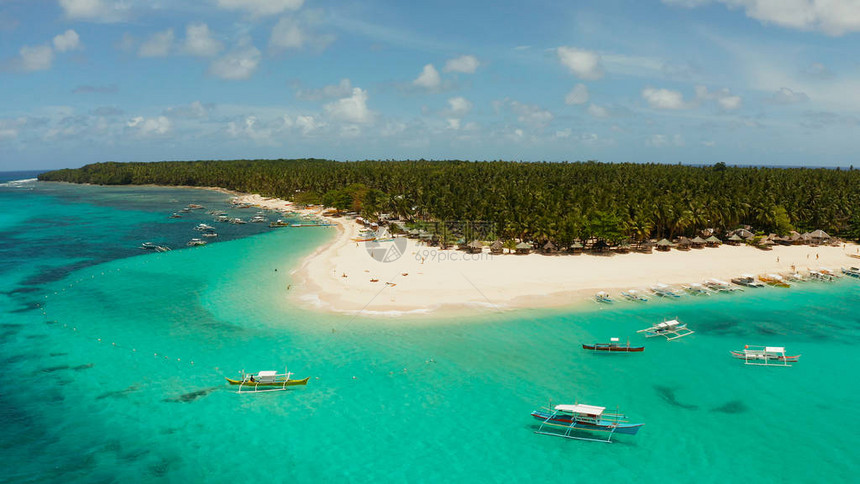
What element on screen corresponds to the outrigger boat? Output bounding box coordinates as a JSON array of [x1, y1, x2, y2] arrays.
[[620, 289, 648, 302], [226, 368, 310, 393], [840, 267, 860, 279], [594, 291, 614, 303], [269, 219, 291, 227], [650, 283, 682, 298], [582, 338, 644, 352], [731, 274, 765, 288], [682, 283, 712, 296], [731, 345, 801, 367], [531, 403, 644, 443], [808, 269, 834, 282], [704, 278, 741, 292], [637, 318, 694, 340], [759, 273, 790, 288]]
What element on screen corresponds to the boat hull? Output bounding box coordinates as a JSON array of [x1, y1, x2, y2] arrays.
[[225, 377, 310, 387], [730, 351, 800, 362], [582, 344, 644, 352], [530, 410, 643, 435]]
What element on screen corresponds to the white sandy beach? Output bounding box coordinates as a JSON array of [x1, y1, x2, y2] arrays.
[[235, 194, 860, 317]]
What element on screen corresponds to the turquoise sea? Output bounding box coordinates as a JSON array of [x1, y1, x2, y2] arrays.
[[1, 173, 858, 483]]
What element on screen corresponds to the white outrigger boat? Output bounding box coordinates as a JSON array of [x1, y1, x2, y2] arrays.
[[531, 403, 644, 443], [682, 283, 712, 296], [842, 266, 860, 278], [808, 269, 834, 281], [731, 345, 800, 367], [620, 289, 648, 302], [704, 278, 741, 293], [650, 283, 682, 298], [731, 274, 765, 288], [637, 318, 694, 341], [226, 368, 309, 393], [594, 291, 614, 303]]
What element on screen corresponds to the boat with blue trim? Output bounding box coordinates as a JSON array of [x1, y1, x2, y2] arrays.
[[531, 403, 644, 442]]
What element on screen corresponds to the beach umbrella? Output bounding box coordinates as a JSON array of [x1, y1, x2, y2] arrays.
[[691, 236, 707, 244], [656, 238, 674, 246], [515, 242, 532, 249], [728, 234, 743, 242], [705, 236, 722, 245]]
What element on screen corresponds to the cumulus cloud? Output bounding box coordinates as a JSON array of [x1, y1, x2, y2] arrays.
[[587, 104, 610, 118], [447, 97, 473, 117], [182, 23, 222, 57], [53, 30, 81, 52], [296, 79, 353, 101], [443, 55, 479, 73], [59, 0, 130, 23], [662, 0, 860, 36], [138, 29, 174, 58], [768, 87, 810, 104], [508, 100, 554, 128], [294, 115, 325, 135], [564, 83, 589, 105], [695, 85, 742, 110], [209, 44, 261, 80], [324, 87, 374, 124], [413, 64, 441, 90], [557, 46, 604, 80], [127, 116, 171, 136], [164, 101, 213, 118], [642, 87, 689, 110], [215, 0, 304, 17], [647, 133, 685, 147], [270, 17, 305, 50]]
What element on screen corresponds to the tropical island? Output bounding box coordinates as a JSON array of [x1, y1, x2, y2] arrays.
[[40, 159, 860, 314]]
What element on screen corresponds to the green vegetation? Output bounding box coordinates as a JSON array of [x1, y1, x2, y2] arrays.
[[39, 159, 860, 244]]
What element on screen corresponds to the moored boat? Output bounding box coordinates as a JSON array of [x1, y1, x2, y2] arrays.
[[531, 403, 644, 442], [226, 368, 309, 393], [650, 283, 682, 298], [637, 318, 694, 340], [731, 345, 801, 366], [731, 274, 765, 288], [840, 267, 859, 278], [594, 291, 614, 303], [187, 238, 207, 246], [582, 338, 644, 352], [620, 290, 648, 302], [758, 273, 790, 288]]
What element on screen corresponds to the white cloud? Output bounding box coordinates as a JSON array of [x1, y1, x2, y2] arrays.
[[215, 0, 304, 17], [58, 0, 129, 23], [446, 118, 461, 130], [53, 30, 81, 52], [270, 17, 305, 50], [564, 83, 589, 105], [164, 101, 212, 118], [443, 55, 479, 73], [768, 87, 810, 104], [642, 87, 689, 110], [127, 116, 170, 136], [182, 23, 222, 57], [587, 104, 610, 118], [323, 87, 374, 124], [294, 115, 325, 135], [209, 44, 261, 80], [662, 0, 860, 36], [509, 101, 554, 128], [296, 79, 353, 101], [138, 29, 174, 58], [557, 46, 604, 80], [647, 133, 685, 147], [17, 45, 54, 72], [447, 97, 472, 117], [695, 85, 742, 110], [413, 64, 441, 90]]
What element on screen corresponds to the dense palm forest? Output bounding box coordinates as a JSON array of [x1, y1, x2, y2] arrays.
[[39, 159, 860, 244]]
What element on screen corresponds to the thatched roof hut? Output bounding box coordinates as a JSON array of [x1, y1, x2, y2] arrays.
[[490, 240, 504, 255], [676, 237, 692, 250], [656, 239, 674, 251], [705, 235, 722, 247], [637, 240, 654, 253], [809, 229, 830, 244], [690, 236, 707, 248], [542, 241, 557, 254], [569, 241, 584, 254], [727, 234, 743, 245], [515, 242, 532, 254], [467, 239, 483, 254], [735, 229, 754, 239]]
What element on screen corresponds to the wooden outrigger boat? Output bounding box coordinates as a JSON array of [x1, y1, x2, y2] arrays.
[[620, 290, 648, 302], [758, 273, 790, 288], [582, 338, 644, 352], [650, 283, 682, 298], [226, 368, 309, 393], [637, 318, 694, 340], [841, 266, 860, 279], [732, 274, 765, 288], [531, 403, 644, 443], [731, 345, 801, 367], [594, 291, 614, 303]]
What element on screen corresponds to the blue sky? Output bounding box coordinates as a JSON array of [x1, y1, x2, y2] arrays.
[[2, 0, 859, 170]]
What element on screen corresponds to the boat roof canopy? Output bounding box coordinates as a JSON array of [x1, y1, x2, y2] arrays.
[[555, 404, 605, 415], [765, 347, 785, 353], [610, 337, 619, 342], [256, 371, 278, 377]]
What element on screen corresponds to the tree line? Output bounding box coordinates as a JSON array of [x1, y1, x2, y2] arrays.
[[38, 159, 860, 244]]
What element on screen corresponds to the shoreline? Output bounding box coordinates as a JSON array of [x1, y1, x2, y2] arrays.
[[229, 192, 860, 318]]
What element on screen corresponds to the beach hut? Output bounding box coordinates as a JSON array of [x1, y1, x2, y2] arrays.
[[542, 241, 557, 254], [705, 235, 722, 247], [569, 241, 584, 254], [637, 240, 654, 254], [727, 234, 743, 246], [691, 236, 707, 249], [809, 229, 830, 245], [656, 239, 674, 251], [515, 242, 532, 255], [735, 228, 754, 240], [490, 240, 504, 255], [676, 237, 692, 251], [758, 238, 775, 250], [467, 239, 484, 254], [787, 231, 803, 245]]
